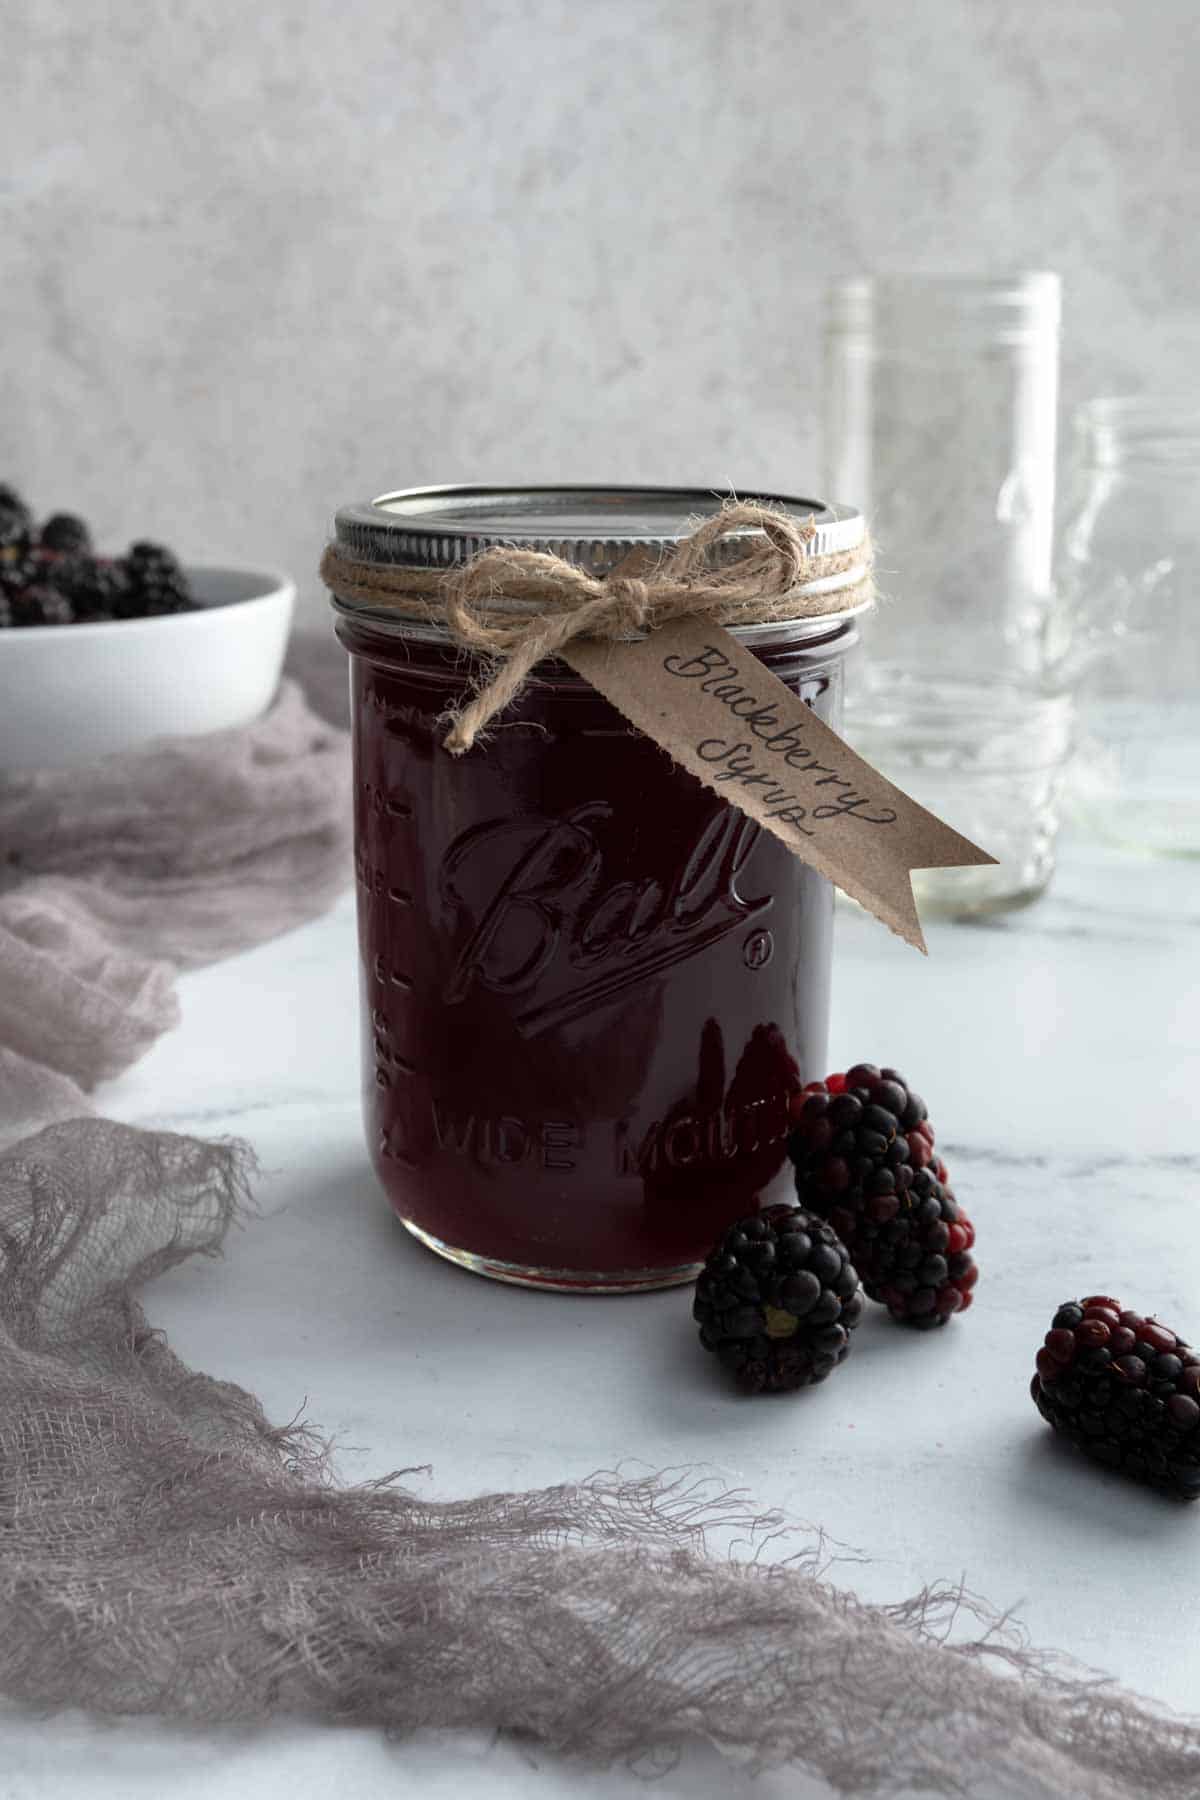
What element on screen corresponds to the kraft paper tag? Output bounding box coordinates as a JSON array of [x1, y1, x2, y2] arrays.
[[562, 618, 995, 952]]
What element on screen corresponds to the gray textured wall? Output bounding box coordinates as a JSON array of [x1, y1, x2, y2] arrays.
[[3, 1, 1197, 620]]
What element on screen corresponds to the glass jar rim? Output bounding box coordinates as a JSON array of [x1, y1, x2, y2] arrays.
[[1078, 396, 1200, 467], [827, 270, 1061, 341]]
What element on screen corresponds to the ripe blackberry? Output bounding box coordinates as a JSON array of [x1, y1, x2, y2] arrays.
[[10, 585, 75, 627], [0, 591, 13, 629], [0, 483, 32, 553], [787, 1063, 977, 1329], [1032, 1297, 1200, 1501], [2, 536, 82, 609], [39, 512, 92, 556], [0, 546, 37, 599], [120, 540, 197, 616], [56, 555, 130, 623], [693, 1203, 864, 1393]]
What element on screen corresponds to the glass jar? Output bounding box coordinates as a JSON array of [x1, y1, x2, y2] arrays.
[[1057, 398, 1200, 854], [330, 486, 867, 1292], [823, 273, 1069, 915], [824, 272, 1061, 678]]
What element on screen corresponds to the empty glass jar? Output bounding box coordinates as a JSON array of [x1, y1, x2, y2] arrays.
[[823, 272, 1070, 914]]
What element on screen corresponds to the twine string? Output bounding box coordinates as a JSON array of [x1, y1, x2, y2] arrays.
[[319, 501, 873, 753]]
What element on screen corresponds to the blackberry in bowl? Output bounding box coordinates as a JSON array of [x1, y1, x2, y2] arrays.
[[0, 486, 294, 771]]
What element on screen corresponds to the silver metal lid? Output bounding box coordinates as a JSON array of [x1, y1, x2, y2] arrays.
[[333, 484, 865, 575]]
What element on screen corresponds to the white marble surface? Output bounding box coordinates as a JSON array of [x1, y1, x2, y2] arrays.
[[5, 839, 1199, 1799]]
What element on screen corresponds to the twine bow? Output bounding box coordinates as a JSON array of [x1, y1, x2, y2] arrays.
[[320, 501, 873, 754]]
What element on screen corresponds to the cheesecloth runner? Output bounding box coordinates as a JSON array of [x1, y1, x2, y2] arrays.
[[0, 636, 1197, 1800]]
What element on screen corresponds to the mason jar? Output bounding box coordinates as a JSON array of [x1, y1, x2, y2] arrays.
[[1057, 397, 1200, 854], [328, 486, 868, 1291], [824, 271, 1060, 679], [823, 272, 1069, 916]]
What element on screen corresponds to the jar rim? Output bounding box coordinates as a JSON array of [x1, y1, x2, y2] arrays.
[[332, 483, 865, 573], [1078, 395, 1200, 465], [826, 271, 1061, 345]]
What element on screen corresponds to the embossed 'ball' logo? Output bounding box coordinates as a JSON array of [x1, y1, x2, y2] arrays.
[[439, 803, 773, 1035]]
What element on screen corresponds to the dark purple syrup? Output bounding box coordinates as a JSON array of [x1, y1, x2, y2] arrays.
[[338, 615, 853, 1288]]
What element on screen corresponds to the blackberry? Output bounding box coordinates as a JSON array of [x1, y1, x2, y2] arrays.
[[0, 591, 13, 629], [55, 555, 130, 623], [10, 585, 75, 627], [0, 545, 38, 599], [0, 506, 193, 626], [39, 512, 92, 556], [120, 540, 197, 616], [693, 1203, 864, 1393], [787, 1063, 977, 1329], [0, 483, 32, 554], [1033, 1297, 1200, 1501], [6, 545, 74, 597]]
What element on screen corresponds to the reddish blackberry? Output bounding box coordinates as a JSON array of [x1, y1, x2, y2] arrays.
[[39, 512, 92, 556], [10, 584, 75, 627], [1032, 1297, 1200, 1501], [693, 1203, 863, 1393], [787, 1063, 977, 1329], [120, 540, 197, 616]]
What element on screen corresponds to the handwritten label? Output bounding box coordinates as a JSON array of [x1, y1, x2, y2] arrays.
[[563, 618, 995, 951]]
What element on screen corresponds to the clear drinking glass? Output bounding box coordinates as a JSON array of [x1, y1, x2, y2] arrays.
[[1056, 398, 1200, 855], [823, 272, 1069, 914]]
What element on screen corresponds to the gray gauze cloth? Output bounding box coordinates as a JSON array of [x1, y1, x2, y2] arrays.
[[0, 640, 1197, 1800]]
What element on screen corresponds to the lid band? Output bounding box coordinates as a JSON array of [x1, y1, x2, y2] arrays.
[[320, 500, 874, 754]]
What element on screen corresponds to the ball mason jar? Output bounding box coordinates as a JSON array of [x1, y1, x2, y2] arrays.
[[329, 486, 868, 1292]]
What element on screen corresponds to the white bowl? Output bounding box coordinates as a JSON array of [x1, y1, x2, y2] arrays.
[[0, 565, 295, 773]]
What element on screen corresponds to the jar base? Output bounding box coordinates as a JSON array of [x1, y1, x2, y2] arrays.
[[838, 873, 1051, 922], [911, 872, 1052, 919], [397, 1215, 701, 1294]]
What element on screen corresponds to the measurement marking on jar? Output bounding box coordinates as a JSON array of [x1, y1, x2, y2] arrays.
[[379, 1127, 417, 1170], [372, 955, 414, 991], [361, 780, 415, 820], [383, 706, 436, 744]]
